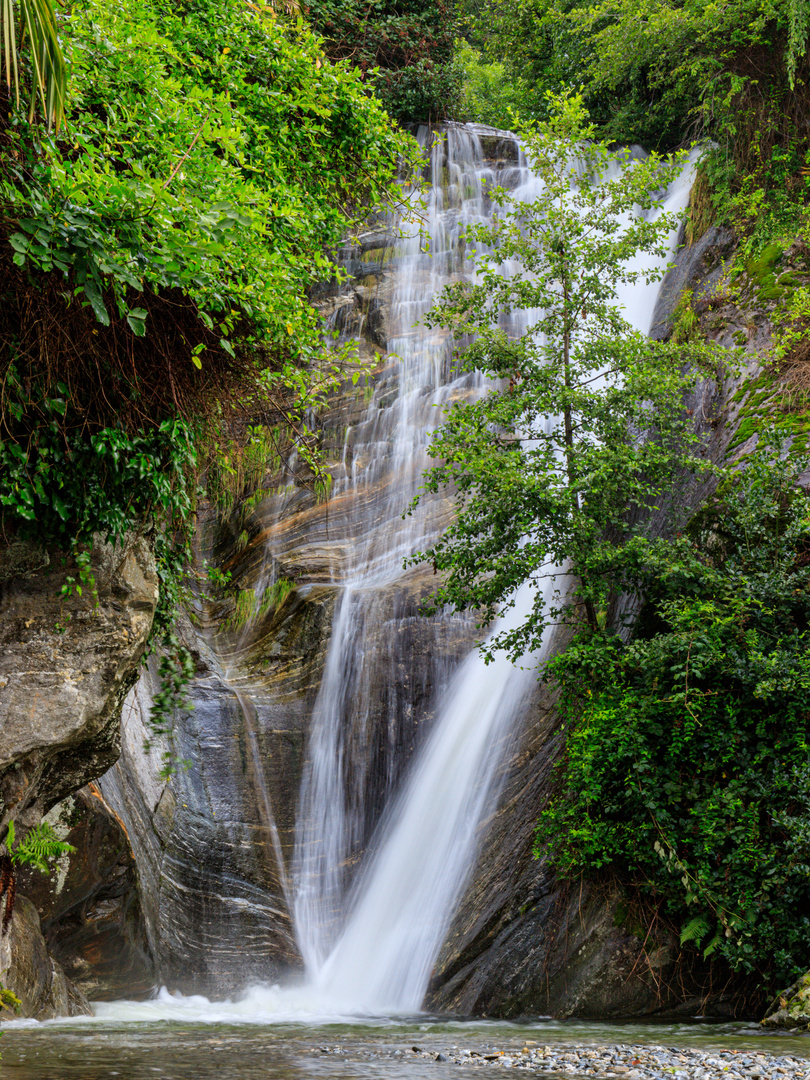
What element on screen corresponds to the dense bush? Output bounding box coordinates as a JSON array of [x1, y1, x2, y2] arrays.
[[0, 0, 415, 548], [459, 0, 810, 248], [537, 449, 810, 991]]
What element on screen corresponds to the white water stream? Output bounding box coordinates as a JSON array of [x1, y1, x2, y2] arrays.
[[289, 128, 697, 1014]]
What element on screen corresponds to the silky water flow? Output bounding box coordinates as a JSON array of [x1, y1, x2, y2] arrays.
[[289, 130, 695, 1015], [40, 126, 697, 1028]]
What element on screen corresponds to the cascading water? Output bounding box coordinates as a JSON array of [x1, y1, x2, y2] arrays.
[[292, 125, 518, 977], [290, 128, 697, 1013], [93, 123, 696, 1020]]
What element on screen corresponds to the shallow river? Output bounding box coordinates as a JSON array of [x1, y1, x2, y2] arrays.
[[2, 987, 809, 1080]]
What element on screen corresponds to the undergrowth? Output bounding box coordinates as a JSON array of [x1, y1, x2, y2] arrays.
[[537, 447, 810, 995]]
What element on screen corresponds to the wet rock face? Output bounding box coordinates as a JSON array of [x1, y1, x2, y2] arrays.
[[424, 666, 682, 1017], [0, 533, 159, 829], [90, 564, 480, 996], [0, 893, 91, 1019], [91, 598, 331, 996], [17, 789, 155, 1001]]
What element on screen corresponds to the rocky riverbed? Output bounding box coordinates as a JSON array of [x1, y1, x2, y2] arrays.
[[324, 1039, 810, 1079]]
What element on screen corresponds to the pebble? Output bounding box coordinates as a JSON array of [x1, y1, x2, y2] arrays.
[[399, 1041, 810, 1079]]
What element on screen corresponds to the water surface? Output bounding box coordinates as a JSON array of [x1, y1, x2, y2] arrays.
[[2, 988, 809, 1079]]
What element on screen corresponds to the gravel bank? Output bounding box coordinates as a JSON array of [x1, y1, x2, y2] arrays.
[[401, 1041, 810, 1078]]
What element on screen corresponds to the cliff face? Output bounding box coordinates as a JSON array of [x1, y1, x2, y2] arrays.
[[0, 532, 158, 1015], [0, 533, 158, 827]]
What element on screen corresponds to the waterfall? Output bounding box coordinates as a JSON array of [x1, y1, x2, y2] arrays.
[[288, 128, 697, 1012], [90, 123, 697, 1014], [292, 124, 509, 975]]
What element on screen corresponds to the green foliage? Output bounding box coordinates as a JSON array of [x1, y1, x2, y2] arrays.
[[788, 0, 810, 88], [411, 94, 718, 660], [456, 41, 532, 129], [223, 589, 259, 633], [672, 289, 699, 344], [145, 629, 195, 780], [60, 547, 99, 607], [206, 425, 285, 512], [4, 820, 73, 874], [0, 984, 21, 1012], [304, 0, 462, 122], [0, 361, 197, 546], [5, 0, 413, 357], [462, 0, 810, 249], [205, 566, 232, 595], [221, 578, 294, 632], [537, 448, 810, 989], [258, 577, 294, 617], [1, 0, 415, 552]]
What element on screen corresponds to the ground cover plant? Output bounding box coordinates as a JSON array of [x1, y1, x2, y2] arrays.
[[537, 447, 810, 993]]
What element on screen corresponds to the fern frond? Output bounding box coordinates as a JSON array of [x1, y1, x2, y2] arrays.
[[703, 932, 722, 959], [680, 914, 711, 947], [10, 821, 74, 874]]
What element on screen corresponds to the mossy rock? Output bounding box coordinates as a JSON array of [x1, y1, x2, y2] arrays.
[[757, 282, 787, 303], [746, 241, 784, 285], [761, 971, 810, 1031]]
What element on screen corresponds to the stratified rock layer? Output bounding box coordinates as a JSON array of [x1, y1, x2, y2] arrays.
[[0, 533, 158, 827]]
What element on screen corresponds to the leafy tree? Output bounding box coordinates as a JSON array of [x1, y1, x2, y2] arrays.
[[462, 0, 810, 147], [455, 40, 534, 130], [460, 0, 810, 246], [537, 446, 810, 991], [411, 94, 713, 660], [303, 0, 463, 123]]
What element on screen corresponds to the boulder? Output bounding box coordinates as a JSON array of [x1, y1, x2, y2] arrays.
[[761, 972, 810, 1031], [17, 788, 155, 1001], [0, 532, 159, 828], [0, 894, 91, 1019]]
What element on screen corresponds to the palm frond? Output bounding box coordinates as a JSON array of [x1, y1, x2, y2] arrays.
[[1, 0, 66, 128]]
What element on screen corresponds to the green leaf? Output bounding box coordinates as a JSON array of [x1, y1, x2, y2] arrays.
[[126, 307, 148, 336], [52, 494, 68, 521], [83, 280, 110, 326]]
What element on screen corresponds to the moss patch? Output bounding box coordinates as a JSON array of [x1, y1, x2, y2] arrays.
[[727, 368, 810, 456]]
